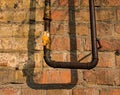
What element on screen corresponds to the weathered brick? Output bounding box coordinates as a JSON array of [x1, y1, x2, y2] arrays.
[[51, 53, 66, 61], [14, 70, 26, 83], [80, 0, 89, 7], [97, 52, 115, 68], [83, 69, 120, 85], [36, 9, 44, 22], [101, 0, 120, 6], [83, 37, 92, 51], [18, 52, 28, 65], [47, 89, 70, 95], [12, 38, 28, 51], [34, 69, 71, 84], [0, 53, 19, 68], [51, 10, 68, 21], [96, 22, 114, 37], [36, 0, 44, 8], [80, 0, 101, 7], [0, 10, 29, 23], [75, 9, 89, 22], [0, 11, 14, 23], [67, 52, 91, 63], [0, 0, 30, 10], [72, 88, 99, 95], [0, 24, 13, 37], [114, 23, 120, 35], [117, 9, 120, 21], [0, 0, 120, 95], [12, 23, 43, 38], [0, 38, 13, 50], [13, 10, 29, 22], [100, 38, 120, 51], [35, 37, 43, 51], [51, 36, 82, 51], [0, 0, 18, 10], [100, 88, 120, 95], [0, 68, 15, 84], [116, 56, 120, 68], [0, 87, 21, 95], [76, 23, 89, 36], [34, 52, 44, 68], [96, 9, 116, 21], [50, 22, 69, 35], [22, 87, 45, 95], [84, 37, 120, 51], [59, 0, 79, 7], [12, 24, 29, 37]]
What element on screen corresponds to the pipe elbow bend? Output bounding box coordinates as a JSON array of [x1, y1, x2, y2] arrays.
[[87, 58, 98, 69]]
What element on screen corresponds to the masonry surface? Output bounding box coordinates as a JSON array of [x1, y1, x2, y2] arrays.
[[0, 0, 120, 95]]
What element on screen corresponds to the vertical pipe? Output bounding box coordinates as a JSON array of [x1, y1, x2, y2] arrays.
[[89, 0, 98, 59]]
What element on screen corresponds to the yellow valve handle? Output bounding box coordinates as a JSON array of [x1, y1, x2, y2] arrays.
[[42, 31, 50, 48]]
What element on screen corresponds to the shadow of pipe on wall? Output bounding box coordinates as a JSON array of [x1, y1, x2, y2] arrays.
[[22, 0, 88, 89]]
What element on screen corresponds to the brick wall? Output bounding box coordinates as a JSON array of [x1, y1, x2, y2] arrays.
[[0, 0, 120, 95]]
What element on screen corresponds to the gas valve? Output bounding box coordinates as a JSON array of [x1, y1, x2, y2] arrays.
[[42, 31, 50, 49]]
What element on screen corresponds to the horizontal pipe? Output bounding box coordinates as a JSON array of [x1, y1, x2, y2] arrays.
[[43, 0, 98, 69]]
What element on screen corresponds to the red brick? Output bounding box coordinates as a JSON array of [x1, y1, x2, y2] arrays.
[[100, 38, 120, 51], [83, 69, 120, 85], [51, 36, 82, 51], [97, 52, 115, 68], [59, 0, 79, 7], [50, 22, 69, 35], [51, 10, 68, 21], [100, 89, 120, 95], [76, 24, 89, 36], [51, 22, 86, 36], [34, 69, 71, 84], [72, 88, 98, 95], [84, 38, 120, 51]]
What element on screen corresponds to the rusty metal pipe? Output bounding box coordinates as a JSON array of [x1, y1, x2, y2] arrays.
[[42, 0, 98, 69]]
